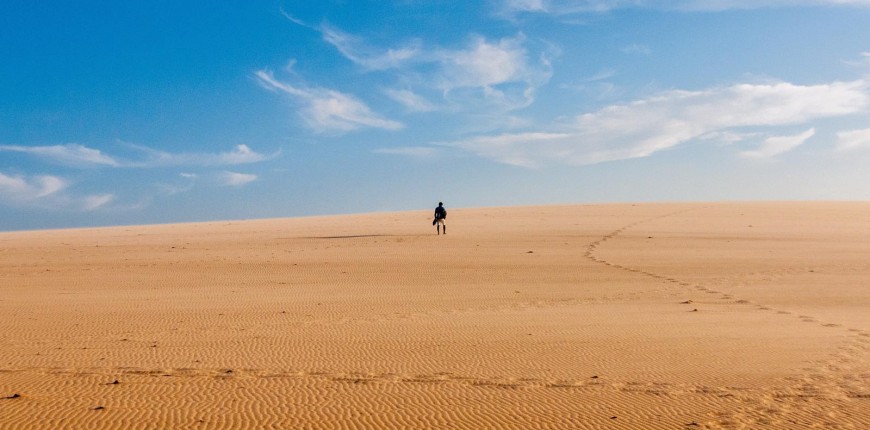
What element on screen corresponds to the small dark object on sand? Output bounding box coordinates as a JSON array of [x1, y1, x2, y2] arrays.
[[681, 300, 693, 304], [110, 380, 119, 385], [6, 393, 21, 399], [94, 406, 105, 410]]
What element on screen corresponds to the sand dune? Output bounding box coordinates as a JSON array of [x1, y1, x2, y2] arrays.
[[1, 202, 868, 429]]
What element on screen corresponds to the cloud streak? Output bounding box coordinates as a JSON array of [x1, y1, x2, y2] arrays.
[[740, 128, 815, 159], [255, 70, 403, 132], [125, 143, 277, 167], [499, 0, 870, 16], [836, 128, 870, 151], [220, 171, 258, 187], [281, 11, 421, 71], [320, 24, 421, 71], [0, 171, 121, 212], [0, 172, 68, 201], [82, 194, 115, 211], [278, 14, 553, 112], [442, 79, 869, 167], [0, 144, 120, 167], [1, 142, 277, 169], [384, 89, 437, 112]]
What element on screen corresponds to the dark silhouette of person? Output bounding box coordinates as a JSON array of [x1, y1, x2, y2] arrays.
[[433, 202, 447, 235]]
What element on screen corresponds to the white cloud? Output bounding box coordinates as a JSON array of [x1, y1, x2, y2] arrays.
[[255, 70, 403, 132], [373, 146, 440, 159], [505, 0, 548, 12], [498, 0, 640, 16], [0, 144, 120, 167], [384, 89, 437, 112], [699, 130, 760, 145], [278, 16, 553, 112], [500, 0, 870, 15], [845, 52, 870, 69], [432, 35, 553, 111], [439, 35, 536, 89], [220, 171, 257, 187], [128, 143, 277, 167], [0, 171, 68, 202], [836, 128, 870, 151], [82, 194, 114, 211], [320, 24, 421, 71], [1, 142, 275, 169], [281, 12, 421, 71], [441, 79, 869, 167], [0, 171, 123, 212], [740, 128, 815, 159], [584, 69, 617, 82], [671, 0, 870, 11], [442, 132, 571, 167]]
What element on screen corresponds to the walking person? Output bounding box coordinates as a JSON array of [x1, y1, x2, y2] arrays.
[[433, 202, 447, 235]]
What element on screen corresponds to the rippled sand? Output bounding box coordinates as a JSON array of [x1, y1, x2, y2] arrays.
[[1, 202, 868, 429]]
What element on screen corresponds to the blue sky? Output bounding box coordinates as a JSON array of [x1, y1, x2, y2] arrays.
[[2, 1, 870, 230]]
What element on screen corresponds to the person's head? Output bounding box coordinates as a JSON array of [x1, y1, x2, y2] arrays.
[[438, 202, 443, 206]]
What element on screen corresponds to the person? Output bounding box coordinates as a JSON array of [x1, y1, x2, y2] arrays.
[[433, 202, 447, 235]]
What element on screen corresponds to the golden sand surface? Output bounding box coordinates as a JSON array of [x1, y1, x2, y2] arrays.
[[1, 202, 868, 429]]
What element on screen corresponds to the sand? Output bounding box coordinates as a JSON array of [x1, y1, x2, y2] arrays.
[[0, 202, 868, 429]]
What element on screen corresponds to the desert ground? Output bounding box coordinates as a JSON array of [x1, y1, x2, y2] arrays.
[[1, 202, 868, 429]]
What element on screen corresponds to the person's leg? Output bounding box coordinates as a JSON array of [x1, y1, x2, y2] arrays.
[[437, 223, 441, 235]]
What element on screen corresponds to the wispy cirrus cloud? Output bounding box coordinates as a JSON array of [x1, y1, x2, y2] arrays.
[[437, 35, 547, 90], [384, 89, 437, 112], [1, 142, 276, 169], [0, 144, 120, 167], [431, 34, 554, 111], [220, 171, 257, 187], [441, 79, 869, 167], [836, 128, 870, 151], [281, 11, 421, 72], [255, 70, 403, 133], [0, 171, 68, 201], [82, 194, 115, 211], [740, 128, 815, 159], [125, 143, 278, 167], [279, 14, 553, 112], [499, 0, 870, 16], [320, 24, 421, 71], [0, 171, 120, 212]]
